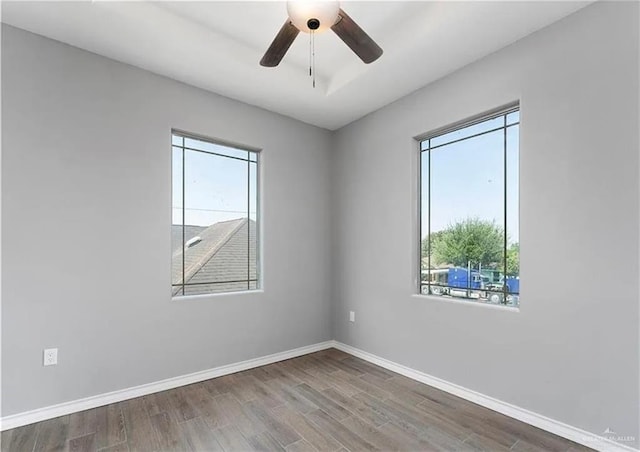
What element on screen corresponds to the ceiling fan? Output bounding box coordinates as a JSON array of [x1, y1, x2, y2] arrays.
[[260, 1, 383, 68]]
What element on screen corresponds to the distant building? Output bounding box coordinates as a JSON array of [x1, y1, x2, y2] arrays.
[[172, 218, 257, 296]]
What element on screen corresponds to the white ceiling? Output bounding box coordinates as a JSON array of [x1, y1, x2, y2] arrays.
[[2, 1, 590, 130]]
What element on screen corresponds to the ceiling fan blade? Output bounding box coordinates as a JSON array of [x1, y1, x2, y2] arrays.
[[260, 20, 300, 67], [331, 9, 383, 64]]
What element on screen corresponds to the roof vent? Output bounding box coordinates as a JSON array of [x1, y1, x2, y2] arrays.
[[185, 236, 202, 249]]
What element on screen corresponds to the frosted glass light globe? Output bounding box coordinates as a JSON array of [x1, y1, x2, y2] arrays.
[[286, 1, 340, 33]]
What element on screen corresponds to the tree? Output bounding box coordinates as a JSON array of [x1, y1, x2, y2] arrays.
[[421, 230, 444, 261], [505, 243, 519, 275], [423, 218, 504, 268]]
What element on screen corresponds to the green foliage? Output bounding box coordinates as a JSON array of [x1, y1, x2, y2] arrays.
[[421, 230, 444, 261], [423, 218, 504, 268], [506, 243, 519, 275]]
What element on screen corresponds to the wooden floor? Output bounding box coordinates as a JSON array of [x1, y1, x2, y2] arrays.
[[1, 349, 592, 452]]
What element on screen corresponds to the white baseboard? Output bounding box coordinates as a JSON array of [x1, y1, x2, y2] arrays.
[[3, 340, 637, 452], [0, 340, 334, 432], [332, 342, 638, 452]]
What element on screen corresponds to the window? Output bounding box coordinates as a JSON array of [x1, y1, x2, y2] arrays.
[[172, 132, 259, 296], [419, 106, 519, 307]]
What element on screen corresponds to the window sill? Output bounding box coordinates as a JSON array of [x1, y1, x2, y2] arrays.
[[411, 294, 520, 312], [172, 289, 264, 302]]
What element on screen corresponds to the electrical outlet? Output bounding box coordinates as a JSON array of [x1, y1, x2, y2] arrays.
[[349, 311, 355, 322], [43, 348, 58, 366]]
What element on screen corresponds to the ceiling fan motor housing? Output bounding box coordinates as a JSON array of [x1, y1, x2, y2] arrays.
[[287, 0, 340, 33], [261, 1, 383, 68], [307, 18, 320, 30]]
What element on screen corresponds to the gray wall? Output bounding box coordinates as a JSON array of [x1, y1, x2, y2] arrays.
[[332, 1, 639, 446], [1, 25, 333, 416], [2, 1, 639, 446]]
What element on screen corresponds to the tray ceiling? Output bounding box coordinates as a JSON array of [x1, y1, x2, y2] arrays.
[[2, 1, 591, 130]]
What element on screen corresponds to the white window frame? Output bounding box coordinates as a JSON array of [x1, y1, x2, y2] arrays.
[[171, 130, 261, 299], [416, 103, 520, 309]]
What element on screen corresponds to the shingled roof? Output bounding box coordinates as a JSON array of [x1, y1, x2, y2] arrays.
[[172, 218, 257, 296]]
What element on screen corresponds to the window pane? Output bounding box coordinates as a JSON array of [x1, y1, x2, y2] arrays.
[[506, 124, 520, 299], [429, 129, 505, 301], [172, 146, 183, 215], [184, 150, 248, 225], [184, 137, 250, 161], [506, 111, 520, 125], [182, 149, 249, 288], [183, 282, 250, 296], [419, 109, 519, 307], [420, 151, 429, 294], [249, 162, 258, 287], [171, 146, 184, 292], [430, 116, 503, 148], [172, 134, 260, 297], [172, 134, 183, 146]]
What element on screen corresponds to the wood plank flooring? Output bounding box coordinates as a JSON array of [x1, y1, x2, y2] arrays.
[[1, 349, 593, 452]]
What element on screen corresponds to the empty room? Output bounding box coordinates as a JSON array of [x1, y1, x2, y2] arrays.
[[1, 1, 638, 451]]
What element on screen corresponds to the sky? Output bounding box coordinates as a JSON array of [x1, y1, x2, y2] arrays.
[[421, 113, 519, 245], [172, 136, 257, 227], [171, 113, 519, 246]]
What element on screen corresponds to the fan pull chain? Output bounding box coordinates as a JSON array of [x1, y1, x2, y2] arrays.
[[309, 30, 312, 77], [308, 30, 316, 88]]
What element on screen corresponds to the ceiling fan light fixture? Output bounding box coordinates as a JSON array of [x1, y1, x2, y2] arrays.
[[286, 0, 340, 33], [260, 1, 382, 68]]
